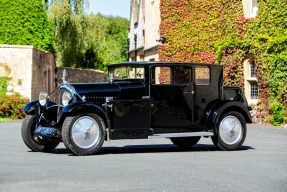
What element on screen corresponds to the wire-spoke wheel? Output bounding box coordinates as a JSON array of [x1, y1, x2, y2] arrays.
[[62, 113, 105, 156], [212, 111, 246, 150]]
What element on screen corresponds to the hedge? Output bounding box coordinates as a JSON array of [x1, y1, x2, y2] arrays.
[[0, 0, 54, 51]]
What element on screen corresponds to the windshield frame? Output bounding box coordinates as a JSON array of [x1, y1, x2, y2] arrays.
[[108, 65, 145, 82]]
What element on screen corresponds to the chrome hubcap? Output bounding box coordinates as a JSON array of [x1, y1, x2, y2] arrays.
[[71, 116, 100, 149], [219, 116, 242, 145]]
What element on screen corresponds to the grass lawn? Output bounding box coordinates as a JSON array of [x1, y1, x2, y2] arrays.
[[0, 118, 10, 123]]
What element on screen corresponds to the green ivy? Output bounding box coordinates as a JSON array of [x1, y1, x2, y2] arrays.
[[0, 0, 54, 51]]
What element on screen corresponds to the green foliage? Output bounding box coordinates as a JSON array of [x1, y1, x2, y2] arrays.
[[0, 63, 11, 74], [0, 77, 11, 94], [269, 100, 286, 126], [0, 0, 54, 51], [48, 0, 83, 67], [245, 0, 287, 125], [0, 118, 10, 123], [75, 15, 129, 71], [0, 93, 28, 119], [0, 77, 27, 119], [159, 0, 287, 125], [48, 1, 129, 70]]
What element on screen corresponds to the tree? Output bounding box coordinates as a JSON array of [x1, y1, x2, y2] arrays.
[[0, 0, 54, 51], [48, 0, 87, 67], [48, 0, 129, 70]]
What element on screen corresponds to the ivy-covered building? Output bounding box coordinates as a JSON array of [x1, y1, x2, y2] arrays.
[[128, 0, 287, 125]]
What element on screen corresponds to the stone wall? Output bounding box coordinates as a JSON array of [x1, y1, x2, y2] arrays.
[[0, 45, 33, 99], [55, 67, 107, 87], [0, 44, 107, 101]]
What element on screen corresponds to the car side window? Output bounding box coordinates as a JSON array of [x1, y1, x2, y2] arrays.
[[153, 66, 191, 85], [195, 66, 210, 85]]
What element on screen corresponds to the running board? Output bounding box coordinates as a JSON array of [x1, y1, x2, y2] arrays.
[[148, 132, 214, 139]]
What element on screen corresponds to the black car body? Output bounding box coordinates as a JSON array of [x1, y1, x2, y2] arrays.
[[21, 62, 252, 155]]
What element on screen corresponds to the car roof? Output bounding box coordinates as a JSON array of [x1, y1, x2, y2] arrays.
[[108, 62, 221, 68]]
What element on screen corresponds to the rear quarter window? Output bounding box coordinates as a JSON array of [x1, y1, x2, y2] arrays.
[[195, 66, 210, 85]]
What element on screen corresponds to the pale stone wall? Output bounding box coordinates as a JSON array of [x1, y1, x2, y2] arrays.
[[128, 0, 161, 62], [0, 44, 107, 101], [144, 0, 161, 57], [0, 44, 33, 99], [242, 0, 258, 18], [144, 47, 159, 61]]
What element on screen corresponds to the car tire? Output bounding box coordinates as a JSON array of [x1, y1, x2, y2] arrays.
[[62, 113, 106, 156], [21, 115, 59, 152], [211, 111, 246, 150], [170, 137, 201, 149]]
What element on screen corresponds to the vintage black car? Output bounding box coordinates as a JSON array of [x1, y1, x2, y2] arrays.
[[21, 62, 252, 156]]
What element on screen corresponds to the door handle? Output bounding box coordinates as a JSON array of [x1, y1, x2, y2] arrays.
[[184, 91, 194, 95]]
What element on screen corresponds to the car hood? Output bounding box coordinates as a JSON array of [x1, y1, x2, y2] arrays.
[[70, 81, 146, 99], [71, 82, 120, 97]]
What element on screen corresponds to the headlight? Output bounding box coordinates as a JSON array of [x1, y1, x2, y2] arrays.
[[39, 92, 49, 106], [62, 91, 73, 106]]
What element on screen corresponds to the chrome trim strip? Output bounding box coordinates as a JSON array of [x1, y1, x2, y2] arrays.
[[148, 132, 214, 139]]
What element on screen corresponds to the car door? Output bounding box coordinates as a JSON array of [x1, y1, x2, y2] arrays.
[[150, 64, 194, 132], [109, 65, 152, 139]]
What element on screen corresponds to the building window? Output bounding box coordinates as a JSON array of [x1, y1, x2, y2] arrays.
[[250, 82, 258, 99], [244, 59, 259, 104], [242, 0, 258, 18], [251, 0, 258, 18], [250, 61, 256, 77]]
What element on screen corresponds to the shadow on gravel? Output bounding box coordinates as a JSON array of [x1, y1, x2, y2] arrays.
[[49, 144, 254, 156]]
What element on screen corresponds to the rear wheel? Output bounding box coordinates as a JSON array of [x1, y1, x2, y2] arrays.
[[211, 111, 246, 150], [62, 113, 106, 156], [21, 115, 59, 152], [170, 137, 200, 149]]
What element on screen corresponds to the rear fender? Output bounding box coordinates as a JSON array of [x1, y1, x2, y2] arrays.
[[204, 101, 252, 131]]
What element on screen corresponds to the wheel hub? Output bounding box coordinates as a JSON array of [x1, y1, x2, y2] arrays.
[[72, 116, 100, 149], [219, 115, 242, 145]]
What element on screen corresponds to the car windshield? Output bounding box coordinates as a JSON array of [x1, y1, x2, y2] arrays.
[[109, 65, 145, 81]]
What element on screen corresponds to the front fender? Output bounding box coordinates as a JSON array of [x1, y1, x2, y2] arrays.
[[205, 101, 252, 130], [62, 101, 110, 129], [23, 100, 39, 114], [62, 101, 105, 114]]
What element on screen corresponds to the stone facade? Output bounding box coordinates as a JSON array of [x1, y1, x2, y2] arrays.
[[128, 0, 161, 62], [129, 0, 258, 62], [0, 44, 107, 101], [1, 45, 36, 100]]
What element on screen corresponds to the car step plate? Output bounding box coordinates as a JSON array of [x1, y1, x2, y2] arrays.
[[149, 132, 214, 139]]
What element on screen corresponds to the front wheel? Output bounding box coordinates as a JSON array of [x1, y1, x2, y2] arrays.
[[62, 113, 106, 156], [211, 111, 247, 150], [21, 115, 59, 152]]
